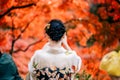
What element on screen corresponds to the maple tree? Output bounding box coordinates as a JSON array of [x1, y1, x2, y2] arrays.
[[63, 0, 119, 79], [88, 0, 120, 48], [0, 0, 119, 80]]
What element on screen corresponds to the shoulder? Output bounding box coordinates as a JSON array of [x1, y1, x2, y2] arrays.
[[31, 49, 46, 60], [33, 50, 42, 56], [65, 50, 78, 57], [65, 50, 81, 60]]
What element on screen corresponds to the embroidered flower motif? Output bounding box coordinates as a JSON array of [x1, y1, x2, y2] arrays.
[[72, 65, 76, 72], [34, 66, 73, 80], [50, 65, 57, 71]]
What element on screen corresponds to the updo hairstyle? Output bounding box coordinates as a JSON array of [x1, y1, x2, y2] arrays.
[[45, 19, 66, 42]]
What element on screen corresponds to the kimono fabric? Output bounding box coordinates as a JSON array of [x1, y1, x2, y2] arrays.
[[28, 42, 82, 80]]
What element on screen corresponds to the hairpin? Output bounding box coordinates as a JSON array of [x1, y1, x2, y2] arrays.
[[46, 24, 50, 30]]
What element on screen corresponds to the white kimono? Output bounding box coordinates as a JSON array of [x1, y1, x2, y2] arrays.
[[28, 42, 82, 80]]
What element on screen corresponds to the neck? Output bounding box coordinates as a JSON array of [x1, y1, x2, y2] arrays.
[[48, 40, 62, 48]]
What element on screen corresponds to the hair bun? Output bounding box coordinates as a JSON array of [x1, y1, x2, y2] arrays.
[[45, 19, 66, 42]]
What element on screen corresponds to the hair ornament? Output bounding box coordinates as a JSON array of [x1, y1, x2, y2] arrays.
[[46, 24, 50, 30]]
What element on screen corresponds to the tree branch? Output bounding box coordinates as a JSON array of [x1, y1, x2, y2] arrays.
[[9, 20, 31, 55], [9, 17, 16, 55], [15, 16, 36, 41], [15, 23, 30, 41], [9, 14, 37, 55], [0, 3, 36, 18], [65, 18, 91, 48], [64, 18, 82, 24], [13, 37, 45, 53]]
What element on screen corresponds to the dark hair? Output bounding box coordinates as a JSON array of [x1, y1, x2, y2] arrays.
[[45, 19, 66, 42]]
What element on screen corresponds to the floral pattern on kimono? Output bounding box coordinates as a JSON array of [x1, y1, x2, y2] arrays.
[[33, 66, 75, 80]]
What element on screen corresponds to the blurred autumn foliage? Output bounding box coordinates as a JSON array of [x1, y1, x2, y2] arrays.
[[0, 0, 120, 80]]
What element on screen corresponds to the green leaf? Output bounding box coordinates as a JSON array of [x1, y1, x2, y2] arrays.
[[86, 74, 91, 80], [75, 73, 80, 78], [33, 61, 38, 69]]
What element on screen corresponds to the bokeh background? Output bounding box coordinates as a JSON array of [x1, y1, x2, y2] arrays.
[[0, 0, 120, 80]]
